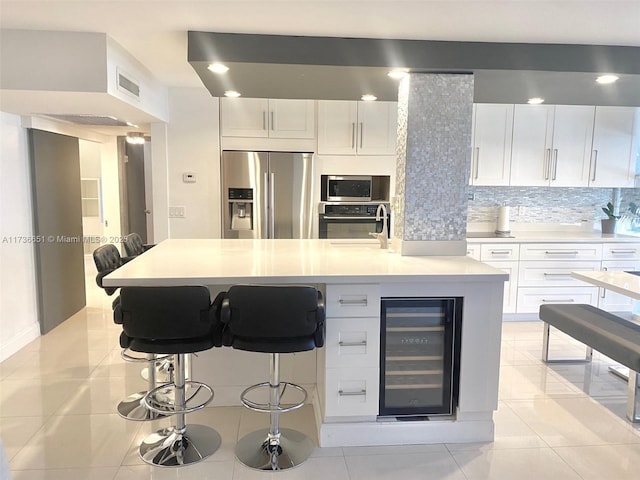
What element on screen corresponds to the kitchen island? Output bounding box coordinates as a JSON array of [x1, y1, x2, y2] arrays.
[[104, 239, 508, 447]]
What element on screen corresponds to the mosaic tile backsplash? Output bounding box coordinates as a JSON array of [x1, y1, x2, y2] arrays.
[[469, 186, 640, 226], [395, 73, 474, 241]]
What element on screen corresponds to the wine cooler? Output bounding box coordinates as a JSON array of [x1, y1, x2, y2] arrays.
[[379, 297, 462, 417]]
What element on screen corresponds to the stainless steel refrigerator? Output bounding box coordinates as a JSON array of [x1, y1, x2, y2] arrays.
[[221, 151, 314, 239]]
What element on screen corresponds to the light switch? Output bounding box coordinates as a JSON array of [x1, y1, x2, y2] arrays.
[[169, 206, 186, 218], [183, 172, 196, 183]]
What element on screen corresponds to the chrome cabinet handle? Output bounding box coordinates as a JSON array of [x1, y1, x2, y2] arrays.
[[351, 123, 356, 149], [474, 147, 480, 179], [490, 250, 512, 255], [359, 122, 364, 149], [552, 149, 558, 180], [543, 273, 573, 277], [338, 389, 367, 397], [262, 111, 266, 130], [544, 250, 579, 255], [544, 148, 551, 180], [541, 299, 575, 303], [269, 172, 275, 236], [610, 249, 637, 254], [338, 298, 368, 306], [338, 341, 367, 347], [601, 267, 608, 298], [591, 150, 598, 181], [271, 111, 274, 130]]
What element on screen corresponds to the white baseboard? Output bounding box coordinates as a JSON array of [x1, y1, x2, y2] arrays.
[[0, 322, 40, 362]]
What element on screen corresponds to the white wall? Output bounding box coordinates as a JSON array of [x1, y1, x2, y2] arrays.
[[166, 87, 221, 238], [0, 112, 40, 361]]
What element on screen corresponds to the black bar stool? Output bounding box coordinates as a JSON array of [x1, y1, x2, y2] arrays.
[[220, 285, 325, 471], [93, 244, 170, 421], [116, 285, 224, 466], [122, 232, 154, 257]]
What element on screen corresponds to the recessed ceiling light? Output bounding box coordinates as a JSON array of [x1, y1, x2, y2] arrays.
[[208, 63, 229, 74], [126, 132, 145, 145], [224, 90, 241, 98], [596, 74, 619, 84], [527, 97, 545, 105], [361, 94, 377, 101], [388, 69, 409, 80]]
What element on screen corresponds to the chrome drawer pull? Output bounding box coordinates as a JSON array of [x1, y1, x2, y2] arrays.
[[541, 299, 575, 303], [490, 250, 512, 255], [338, 389, 367, 397], [339, 298, 368, 306], [338, 341, 367, 347], [610, 249, 637, 254], [543, 273, 573, 277], [544, 250, 579, 255]]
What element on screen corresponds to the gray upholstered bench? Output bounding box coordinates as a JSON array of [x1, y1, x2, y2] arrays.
[[539, 303, 640, 423]]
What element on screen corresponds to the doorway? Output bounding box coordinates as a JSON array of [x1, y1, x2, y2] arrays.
[[118, 136, 153, 243]]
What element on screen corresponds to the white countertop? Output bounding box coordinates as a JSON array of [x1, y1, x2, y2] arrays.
[[572, 270, 640, 300], [466, 231, 640, 243], [103, 239, 508, 287]]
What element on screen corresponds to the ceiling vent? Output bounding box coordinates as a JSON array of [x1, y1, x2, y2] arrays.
[[39, 114, 131, 126], [117, 68, 140, 99]]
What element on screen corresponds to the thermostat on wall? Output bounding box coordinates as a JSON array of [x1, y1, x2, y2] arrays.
[[183, 172, 196, 183]]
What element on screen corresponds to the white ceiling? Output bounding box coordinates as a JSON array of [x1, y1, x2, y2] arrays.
[[1, 1, 639, 135], [2, 0, 639, 91]]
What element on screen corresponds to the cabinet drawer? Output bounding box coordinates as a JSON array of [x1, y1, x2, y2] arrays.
[[325, 317, 380, 368], [481, 244, 519, 261], [519, 243, 602, 261], [598, 260, 640, 311], [483, 261, 518, 314], [326, 284, 380, 317], [518, 261, 601, 287], [516, 287, 599, 313], [602, 244, 640, 260], [324, 367, 379, 417], [466, 244, 481, 261]]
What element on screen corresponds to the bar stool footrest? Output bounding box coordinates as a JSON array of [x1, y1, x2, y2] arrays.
[[143, 381, 213, 416], [117, 391, 171, 421], [240, 381, 307, 414]]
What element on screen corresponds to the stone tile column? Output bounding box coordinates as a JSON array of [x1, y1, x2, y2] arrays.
[[394, 73, 474, 255]]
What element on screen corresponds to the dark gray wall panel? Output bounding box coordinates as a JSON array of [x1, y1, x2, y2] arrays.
[[29, 129, 86, 334]]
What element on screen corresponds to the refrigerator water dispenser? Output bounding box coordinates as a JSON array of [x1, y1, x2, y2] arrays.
[[228, 188, 253, 231]]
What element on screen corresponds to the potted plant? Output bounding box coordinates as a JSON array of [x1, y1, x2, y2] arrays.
[[601, 202, 620, 234]]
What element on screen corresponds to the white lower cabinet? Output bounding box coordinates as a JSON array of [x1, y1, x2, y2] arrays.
[[516, 243, 602, 315], [325, 317, 380, 368], [599, 258, 640, 311], [479, 244, 519, 314], [516, 287, 600, 314], [324, 367, 379, 417], [323, 284, 381, 419]]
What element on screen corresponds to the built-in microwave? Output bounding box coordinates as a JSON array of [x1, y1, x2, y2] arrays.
[[326, 175, 372, 202]]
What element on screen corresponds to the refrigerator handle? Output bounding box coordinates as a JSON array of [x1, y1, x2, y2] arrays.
[[269, 172, 276, 238], [264, 172, 270, 238]]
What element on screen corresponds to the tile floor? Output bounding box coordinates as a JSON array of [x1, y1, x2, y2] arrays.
[[1, 258, 640, 479]]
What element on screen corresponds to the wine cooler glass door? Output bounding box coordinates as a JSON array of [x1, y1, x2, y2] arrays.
[[379, 298, 460, 417]]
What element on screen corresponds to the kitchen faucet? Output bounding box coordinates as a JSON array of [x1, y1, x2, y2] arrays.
[[369, 203, 389, 249]]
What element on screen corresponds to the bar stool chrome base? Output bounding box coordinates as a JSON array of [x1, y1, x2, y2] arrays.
[[140, 424, 222, 467], [235, 427, 314, 471]]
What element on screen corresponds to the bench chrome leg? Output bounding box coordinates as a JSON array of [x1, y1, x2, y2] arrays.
[[542, 323, 593, 364], [628, 371, 640, 423]]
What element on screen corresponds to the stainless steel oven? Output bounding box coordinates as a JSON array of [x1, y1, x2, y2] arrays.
[[318, 202, 390, 239]]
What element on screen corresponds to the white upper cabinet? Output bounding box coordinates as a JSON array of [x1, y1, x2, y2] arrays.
[[317, 100, 397, 155], [510, 105, 595, 187], [470, 104, 513, 186], [589, 106, 638, 188], [220, 98, 315, 139]]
